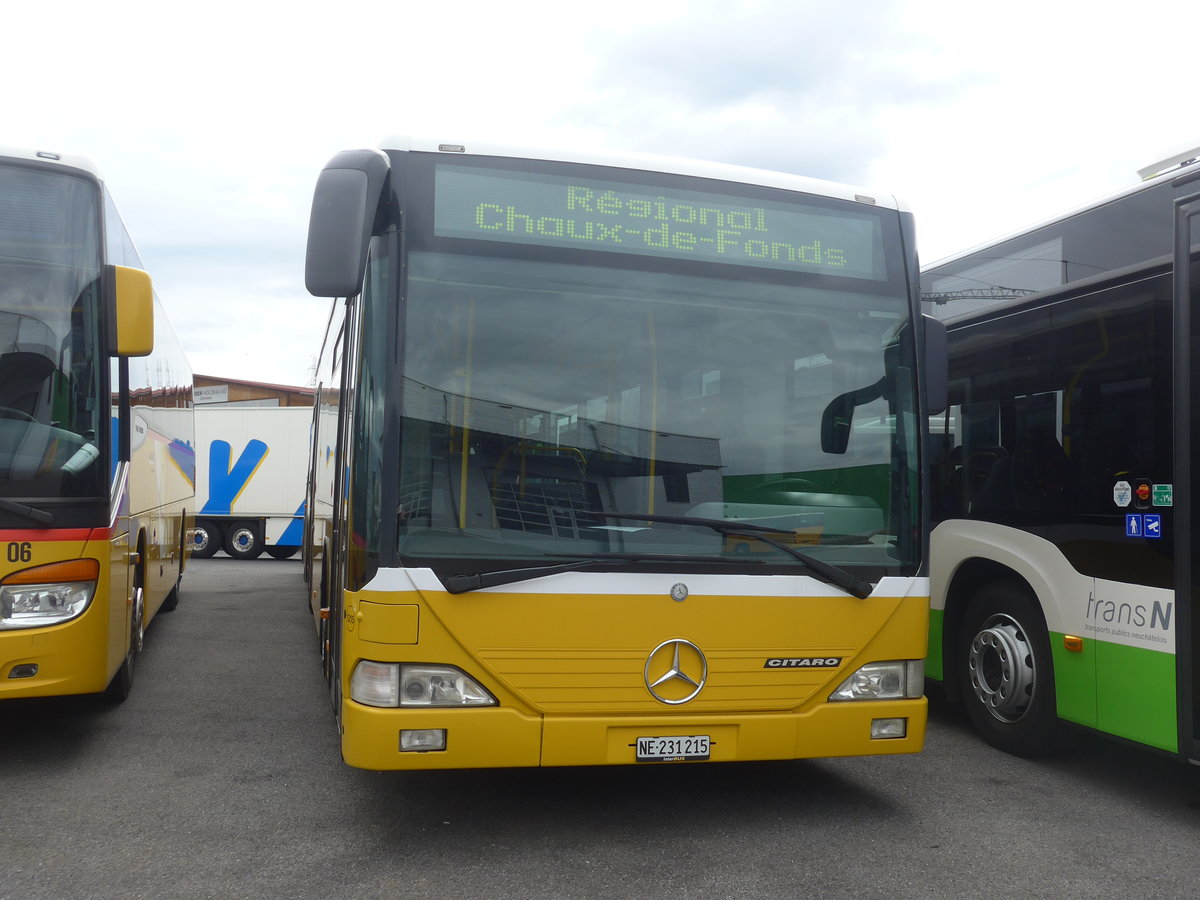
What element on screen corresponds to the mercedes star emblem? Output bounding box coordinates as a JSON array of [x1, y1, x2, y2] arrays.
[[644, 638, 708, 705]]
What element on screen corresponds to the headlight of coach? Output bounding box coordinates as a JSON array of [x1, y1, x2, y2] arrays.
[[0, 559, 100, 630]]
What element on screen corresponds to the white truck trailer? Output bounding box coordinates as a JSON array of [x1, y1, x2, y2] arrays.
[[192, 405, 311, 559]]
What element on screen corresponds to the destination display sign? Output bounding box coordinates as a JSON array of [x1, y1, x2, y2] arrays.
[[434, 165, 886, 279]]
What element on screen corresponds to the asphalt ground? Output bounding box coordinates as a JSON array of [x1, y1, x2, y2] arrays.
[[3, 558, 1200, 899]]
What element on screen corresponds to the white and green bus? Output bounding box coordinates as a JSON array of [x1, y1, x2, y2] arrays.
[[922, 147, 1200, 760]]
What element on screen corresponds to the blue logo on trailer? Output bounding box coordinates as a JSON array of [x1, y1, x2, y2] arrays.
[[201, 439, 268, 514], [1144, 514, 1162, 539], [277, 500, 306, 545], [1125, 514, 1142, 538]]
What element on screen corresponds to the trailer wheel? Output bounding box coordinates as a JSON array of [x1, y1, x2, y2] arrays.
[[191, 521, 220, 559], [224, 523, 263, 560]]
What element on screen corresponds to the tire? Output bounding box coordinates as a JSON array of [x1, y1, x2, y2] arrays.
[[104, 579, 144, 703], [266, 545, 299, 560], [318, 558, 332, 677], [191, 521, 220, 559], [224, 522, 263, 560], [162, 530, 186, 612], [318, 553, 340, 718], [957, 579, 1063, 757], [161, 578, 181, 612]]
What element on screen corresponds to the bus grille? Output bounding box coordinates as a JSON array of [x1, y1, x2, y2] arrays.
[[477, 647, 845, 714]]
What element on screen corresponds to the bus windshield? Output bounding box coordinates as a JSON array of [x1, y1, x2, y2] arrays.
[[377, 156, 920, 579], [0, 164, 106, 503]]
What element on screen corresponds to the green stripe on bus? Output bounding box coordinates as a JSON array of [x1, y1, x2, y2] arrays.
[[927, 608, 945, 681], [930, 614, 1176, 752], [1052, 632, 1177, 753]]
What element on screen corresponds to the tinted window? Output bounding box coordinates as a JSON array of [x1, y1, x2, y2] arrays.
[[932, 270, 1173, 586]]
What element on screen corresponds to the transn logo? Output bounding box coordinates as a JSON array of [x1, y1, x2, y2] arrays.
[[1086, 595, 1173, 632]]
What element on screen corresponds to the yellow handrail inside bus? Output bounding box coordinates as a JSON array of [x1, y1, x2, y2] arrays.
[[457, 301, 476, 530], [646, 310, 658, 514]]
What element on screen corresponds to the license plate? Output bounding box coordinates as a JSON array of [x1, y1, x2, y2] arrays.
[[636, 734, 711, 762]]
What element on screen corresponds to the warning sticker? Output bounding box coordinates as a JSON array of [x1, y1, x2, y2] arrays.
[[1135, 481, 1153, 507]]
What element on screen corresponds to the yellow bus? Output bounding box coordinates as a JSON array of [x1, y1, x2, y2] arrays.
[[303, 138, 946, 769], [0, 147, 194, 702]]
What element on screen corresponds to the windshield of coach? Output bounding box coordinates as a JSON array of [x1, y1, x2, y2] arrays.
[[0, 164, 106, 500], [386, 160, 918, 574]]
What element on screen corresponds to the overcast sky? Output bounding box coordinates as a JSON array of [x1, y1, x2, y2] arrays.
[[7, 0, 1197, 387]]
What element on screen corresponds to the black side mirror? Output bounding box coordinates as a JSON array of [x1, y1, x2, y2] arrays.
[[821, 391, 856, 455], [305, 149, 391, 298], [923, 315, 948, 415], [821, 379, 886, 454]]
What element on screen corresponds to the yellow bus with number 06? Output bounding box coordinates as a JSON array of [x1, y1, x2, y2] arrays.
[[0, 148, 194, 702]]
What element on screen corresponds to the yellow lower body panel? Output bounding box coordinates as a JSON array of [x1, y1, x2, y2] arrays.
[[340, 698, 927, 771], [0, 606, 113, 699], [1, 533, 125, 700], [342, 704, 543, 770]]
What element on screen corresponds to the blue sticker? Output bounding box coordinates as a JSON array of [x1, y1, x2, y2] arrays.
[[1144, 514, 1163, 539], [1126, 514, 1143, 538]]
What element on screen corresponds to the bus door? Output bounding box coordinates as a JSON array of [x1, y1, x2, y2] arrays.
[[1172, 172, 1200, 762]]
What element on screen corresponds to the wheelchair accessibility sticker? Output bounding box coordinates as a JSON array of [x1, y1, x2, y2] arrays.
[[1126, 514, 1163, 539]]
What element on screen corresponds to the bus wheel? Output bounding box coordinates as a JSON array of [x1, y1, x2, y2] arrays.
[[318, 565, 331, 673], [162, 572, 182, 612], [958, 580, 1062, 757], [162, 531, 186, 612], [224, 523, 263, 560], [105, 582, 144, 702], [266, 545, 299, 560], [191, 521, 220, 559]]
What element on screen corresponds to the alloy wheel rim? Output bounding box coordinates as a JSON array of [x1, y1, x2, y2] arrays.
[[968, 613, 1035, 723]]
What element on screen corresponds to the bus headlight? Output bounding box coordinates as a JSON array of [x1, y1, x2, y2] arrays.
[[829, 660, 924, 701], [0, 560, 99, 630], [350, 661, 497, 708]]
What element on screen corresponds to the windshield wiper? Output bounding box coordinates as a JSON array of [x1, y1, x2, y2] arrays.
[[598, 512, 874, 600], [442, 557, 617, 594], [441, 553, 762, 595], [0, 496, 54, 525]]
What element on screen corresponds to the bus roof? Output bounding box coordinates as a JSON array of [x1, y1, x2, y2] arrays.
[[925, 150, 1200, 272], [378, 135, 907, 212], [0, 146, 102, 178]]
